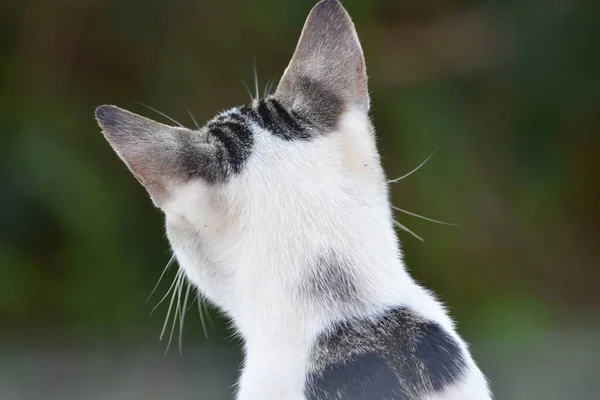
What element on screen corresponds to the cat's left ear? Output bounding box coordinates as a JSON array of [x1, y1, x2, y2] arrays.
[[95, 105, 221, 208], [275, 0, 368, 128]]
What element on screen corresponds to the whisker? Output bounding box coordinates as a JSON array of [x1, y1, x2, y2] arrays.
[[263, 77, 272, 99], [198, 295, 209, 339], [146, 255, 175, 303], [150, 264, 179, 317], [268, 78, 275, 97], [164, 270, 185, 354], [393, 220, 424, 242], [160, 269, 183, 341], [241, 80, 254, 102], [253, 55, 259, 101], [203, 298, 215, 328], [186, 287, 197, 312], [388, 149, 438, 184], [185, 105, 200, 130], [134, 101, 185, 128], [179, 280, 192, 356], [392, 206, 461, 227]]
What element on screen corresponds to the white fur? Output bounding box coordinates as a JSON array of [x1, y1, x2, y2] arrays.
[[162, 108, 492, 399]]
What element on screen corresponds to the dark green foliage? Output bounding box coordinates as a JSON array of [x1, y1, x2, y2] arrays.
[[1, 0, 598, 352]]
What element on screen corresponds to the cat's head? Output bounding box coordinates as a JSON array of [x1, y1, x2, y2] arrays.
[[96, 0, 394, 306]]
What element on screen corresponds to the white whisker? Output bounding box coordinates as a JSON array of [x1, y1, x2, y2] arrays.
[[266, 74, 279, 98], [150, 264, 179, 316], [241, 80, 254, 102], [165, 271, 185, 354], [186, 288, 197, 312], [134, 101, 185, 128], [388, 149, 438, 184], [185, 105, 200, 130], [393, 220, 424, 242], [165, 271, 184, 354], [263, 77, 272, 99], [392, 206, 461, 227], [203, 299, 215, 328], [146, 255, 175, 303], [198, 295, 209, 339], [160, 269, 183, 341], [253, 55, 259, 101], [179, 280, 192, 356]]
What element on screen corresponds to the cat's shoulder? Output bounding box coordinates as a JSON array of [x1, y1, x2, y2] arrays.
[[305, 307, 468, 400]]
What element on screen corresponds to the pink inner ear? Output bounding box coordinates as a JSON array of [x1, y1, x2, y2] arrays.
[[133, 160, 171, 199]]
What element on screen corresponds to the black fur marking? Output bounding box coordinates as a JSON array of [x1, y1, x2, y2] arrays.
[[221, 121, 253, 147], [412, 321, 466, 392], [257, 100, 276, 130], [226, 113, 249, 125], [238, 105, 259, 123], [239, 100, 312, 141], [209, 127, 239, 171], [269, 99, 310, 139], [306, 307, 467, 399], [187, 88, 336, 180], [207, 121, 254, 174], [306, 353, 407, 400]]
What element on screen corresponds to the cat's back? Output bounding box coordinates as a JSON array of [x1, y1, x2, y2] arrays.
[[305, 307, 490, 400]]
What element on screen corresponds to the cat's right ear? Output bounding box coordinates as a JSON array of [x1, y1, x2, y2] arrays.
[[95, 105, 218, 207], [275, 0, 369, 128]]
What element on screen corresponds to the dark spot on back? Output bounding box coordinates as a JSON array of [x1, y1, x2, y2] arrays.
[[413, 321, 466, 391], [306, 307, 467, 399], [306, 353, 407, 400]]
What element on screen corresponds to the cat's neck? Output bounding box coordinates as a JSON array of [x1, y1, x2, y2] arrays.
[[225, 216, 452, 346]]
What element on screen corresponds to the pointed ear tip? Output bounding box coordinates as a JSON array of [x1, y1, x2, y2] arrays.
[[316, 0, 343, 7], [304, 0, 355, 36], [95, 104, 116, 121], [311, 0, 348, 16], [95, 105, 127, 130]]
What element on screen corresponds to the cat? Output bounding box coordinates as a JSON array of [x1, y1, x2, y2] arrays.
[[94, 0, 493, 399]]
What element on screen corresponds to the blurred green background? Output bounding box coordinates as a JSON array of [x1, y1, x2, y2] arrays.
[[1, 0, 599, 399]]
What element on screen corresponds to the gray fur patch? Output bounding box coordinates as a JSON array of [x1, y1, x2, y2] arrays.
[[305, 307, 467, 399], [303, 252, 359, 306], [282, 76, 344, 131]]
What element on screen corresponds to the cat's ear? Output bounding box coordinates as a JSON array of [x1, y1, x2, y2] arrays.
[[275, 0, 368, 127], [95, 105, 216, 207]]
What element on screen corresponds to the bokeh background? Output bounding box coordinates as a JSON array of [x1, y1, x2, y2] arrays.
[[1, 0, 599, 399]]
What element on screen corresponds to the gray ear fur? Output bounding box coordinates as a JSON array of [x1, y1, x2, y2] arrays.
[[275, 0, 369, 128], [95, 105, 212, 206]]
